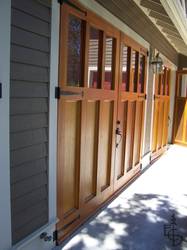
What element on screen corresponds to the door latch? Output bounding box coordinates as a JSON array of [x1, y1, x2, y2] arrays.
[[116, 120, 122, 148]]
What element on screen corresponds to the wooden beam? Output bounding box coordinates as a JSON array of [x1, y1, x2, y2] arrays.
[[149, 10, 173, 25], [140, 0, 167, 16], [156, 20, 178, 32], [162, 28, 181, 38]]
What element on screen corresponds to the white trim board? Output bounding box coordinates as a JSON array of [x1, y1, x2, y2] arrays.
[[48, 0, 59, 225], [0, 1, 12, 249]]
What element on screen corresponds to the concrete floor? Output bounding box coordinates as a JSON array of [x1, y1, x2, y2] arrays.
[[55, 145, 187, 250]]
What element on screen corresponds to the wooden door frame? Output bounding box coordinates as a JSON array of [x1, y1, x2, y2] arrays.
[[57, 0, 148, 243], [151, 67, 171, 162], [172, 70, 187, 146]]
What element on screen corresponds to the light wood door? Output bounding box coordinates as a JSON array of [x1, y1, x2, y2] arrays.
[[151, 68, 170, 161], [57, 2, 147, 243], [114, 35, 147, 191], [57, 3, 120, 241], [173, 70, 187, 146]]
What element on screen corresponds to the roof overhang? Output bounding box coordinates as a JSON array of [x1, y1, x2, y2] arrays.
[[134, 0, 187, 56]]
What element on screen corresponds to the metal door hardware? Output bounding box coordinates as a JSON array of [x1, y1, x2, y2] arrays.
[[116, 120, 122, 148], [55, 87, 84, 99]]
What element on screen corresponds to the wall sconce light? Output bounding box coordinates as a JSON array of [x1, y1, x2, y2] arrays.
[[150, 52, 164, 74]]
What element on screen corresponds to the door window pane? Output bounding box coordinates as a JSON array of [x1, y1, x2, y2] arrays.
[[88, 27, 100, 88], [67, 15, 83, 87], [121, 46, 130, 91], [132, 50, 139, 92], [179, 74, 187, 97], [138, 54, 145, 93], [104, 37, 114, 90]]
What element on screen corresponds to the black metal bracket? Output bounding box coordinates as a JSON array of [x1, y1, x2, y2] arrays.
[[57, 0, 86, 15], [0, 83, 2, 98], [55, 86, 61, 99]]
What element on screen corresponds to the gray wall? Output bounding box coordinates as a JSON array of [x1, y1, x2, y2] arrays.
[[96, 0, 178, 65], [10, 0, 51, 244]]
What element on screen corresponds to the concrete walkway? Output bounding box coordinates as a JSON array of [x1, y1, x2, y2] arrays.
[[55, 145, 187, 250]]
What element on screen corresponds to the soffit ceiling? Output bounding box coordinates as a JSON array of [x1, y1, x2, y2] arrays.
[[134, 0, 187, 56]]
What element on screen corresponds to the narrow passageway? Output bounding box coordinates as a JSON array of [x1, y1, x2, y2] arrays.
[[55, 145, 187, 250]]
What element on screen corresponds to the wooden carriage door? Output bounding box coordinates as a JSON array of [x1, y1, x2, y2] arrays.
[[173, 70, 187, 146], [151, 67, 170, 161], [114, 35, 147, 191], [57, 3, 119, 241]]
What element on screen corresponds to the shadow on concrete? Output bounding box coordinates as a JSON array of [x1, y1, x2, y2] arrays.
[[59, 193, 187, 250]]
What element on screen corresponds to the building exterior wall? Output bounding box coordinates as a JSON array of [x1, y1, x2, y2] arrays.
[[10, 0, 51, 245], [0, 0, 181, 249]]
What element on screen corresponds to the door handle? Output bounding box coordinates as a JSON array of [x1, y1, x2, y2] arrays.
[[55, 87, 84, 99], [116, 120, 122, 148]]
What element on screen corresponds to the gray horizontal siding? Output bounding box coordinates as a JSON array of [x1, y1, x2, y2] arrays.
[[11, 26, 50, 52], [10, 0, 51, 244], [96, 0, 178, 65], [10, 114, 48, 133], [13, 213, 48, 244]]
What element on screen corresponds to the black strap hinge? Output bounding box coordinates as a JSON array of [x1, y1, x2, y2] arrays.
[[55, 86, 61, 99]]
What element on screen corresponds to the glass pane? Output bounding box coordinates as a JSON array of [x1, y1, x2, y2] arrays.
[[138, 54, 145, 93], [104, 37, 114, 90], [121, 46, 130, 91], [132, 50, 139, 92], [67, 15, 83, 87], [179, 74, 187, 97], [88, 27, 100, 88]]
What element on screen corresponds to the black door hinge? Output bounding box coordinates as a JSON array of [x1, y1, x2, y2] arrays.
[[53, 230, 58, 242], [57, 0, 86, 15], [145, 94, 147, 100], [55, 86, 61, 99], [147, 51, 149, 57]]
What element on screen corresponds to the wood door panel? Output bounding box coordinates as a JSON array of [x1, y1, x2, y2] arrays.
[[151, 68, 170, 160], [59, 100, 81, 216], [157, 100, 164, 150], [152, 100, 159, 153], [162, 100, 169, 146], [99, 101, 114, 191], [115, 100, 128, 179], [175, 99, 186, 142], [173, 71, 187, 146], [83, 100, 99, 202], [125, 101, 136, 173], [133, 100, 144, 166]]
